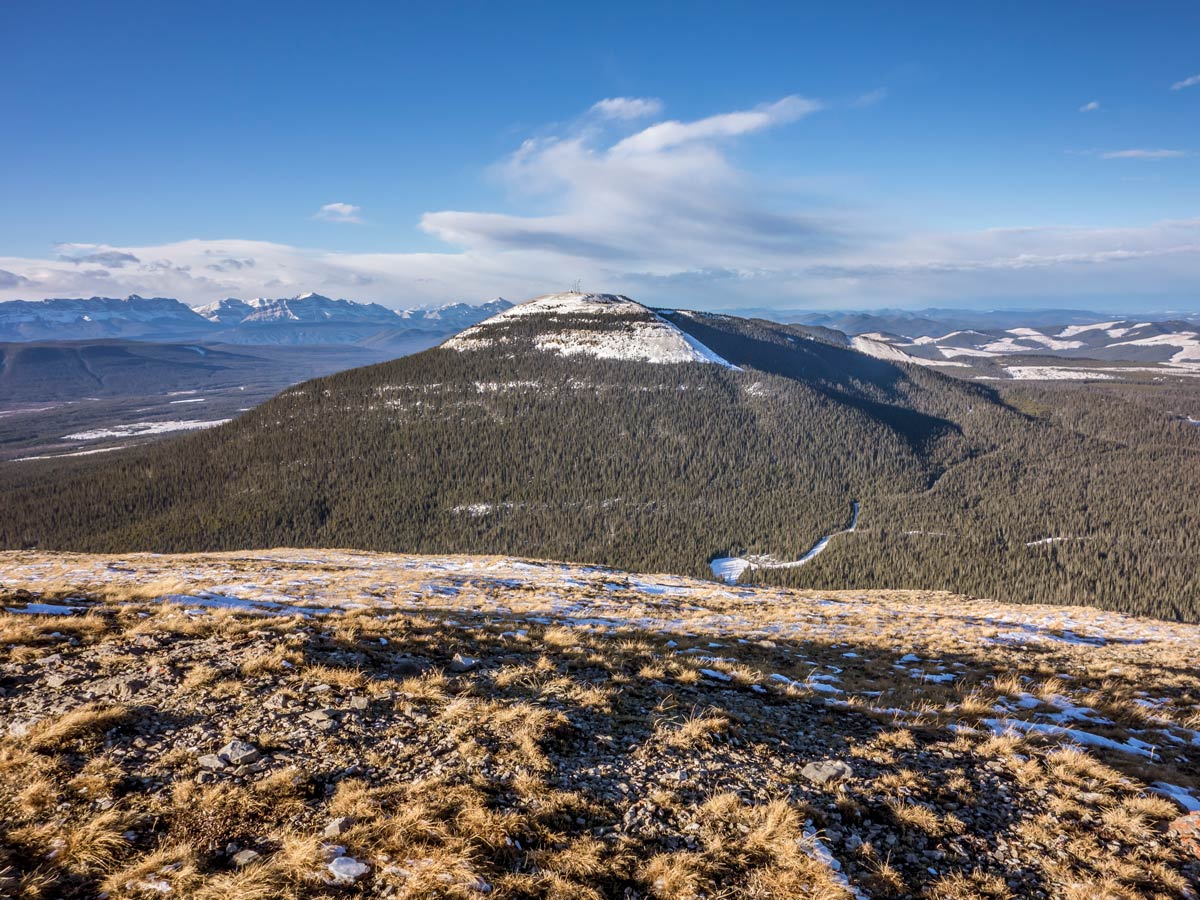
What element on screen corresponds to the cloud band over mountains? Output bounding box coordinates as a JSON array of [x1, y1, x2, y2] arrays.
[[1, 96, 1197, 310]]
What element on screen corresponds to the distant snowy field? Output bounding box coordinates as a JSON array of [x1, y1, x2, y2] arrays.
[[62, 418, 231, 441]]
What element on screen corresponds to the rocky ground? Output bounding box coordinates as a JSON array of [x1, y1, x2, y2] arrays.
[[0, 549, 1198, 899]]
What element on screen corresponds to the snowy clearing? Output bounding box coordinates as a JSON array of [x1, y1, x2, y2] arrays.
[[14, 445, 131, 462], [1004, 367, 1116, 381], [63, 419, 232, 441]]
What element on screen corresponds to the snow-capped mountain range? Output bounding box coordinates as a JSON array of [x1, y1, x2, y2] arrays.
[[855, 319, 1200, 367], [0, 293, 512, 346]]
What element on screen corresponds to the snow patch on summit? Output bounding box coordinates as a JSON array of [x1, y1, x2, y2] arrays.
[[444, 292, 740, 368]]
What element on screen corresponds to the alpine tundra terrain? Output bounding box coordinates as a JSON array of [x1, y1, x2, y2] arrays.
[[0, 549, 1198, 898], [2, 293, 1199, 622]]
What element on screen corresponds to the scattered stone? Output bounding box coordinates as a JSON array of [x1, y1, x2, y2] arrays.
[[232, 849, 261, 867], [302, 709, 337, 729], [90, 675, 147, 700], [197, 754, 227, 772], [348, 695, 370, 711], [218, 740, 260, 766], [801, 760, 853, 785], [450, 653, 477, 672], [324, 817, 355, 838]]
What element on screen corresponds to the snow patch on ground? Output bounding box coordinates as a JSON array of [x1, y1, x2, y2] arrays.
[[982, 718, 1157, 758], [1150, 782, 1200, 812]]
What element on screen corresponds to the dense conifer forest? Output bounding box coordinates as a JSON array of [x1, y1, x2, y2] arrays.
[[2, 303, 1197, 622]]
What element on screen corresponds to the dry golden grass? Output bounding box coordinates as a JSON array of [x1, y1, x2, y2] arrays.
[[2, 547, 1198, 899], [873, 768, 928, 797], [884, 800, 963, 838], [25, 702, 129, 752], [397, 669, 451, 702], [926, 869, 1013, 899], [656, 708, 731, 750], [296, 662, 366, 690], [240, 645, 304, 676]]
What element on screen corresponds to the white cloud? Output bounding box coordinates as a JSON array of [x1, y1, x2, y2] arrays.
[[1171, 73, 1200, 91], [611, 95, 821, 155], [314, 202, 363, 223], [590, 97, 664, 120], [1079, 100, 1100, 112], [3, 97, 1200, 310], [1099, 148, 1187, 160]]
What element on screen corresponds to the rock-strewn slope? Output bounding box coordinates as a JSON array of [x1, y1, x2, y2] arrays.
[[1, 549, 1197, 898]]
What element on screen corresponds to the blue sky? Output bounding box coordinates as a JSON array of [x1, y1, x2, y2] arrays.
[[2, 1, 1198, 310]]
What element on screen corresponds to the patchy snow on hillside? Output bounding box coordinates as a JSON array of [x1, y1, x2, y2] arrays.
[[1004, 367, 1116, 381], [850, 335, 913, 363], [1109, 332, 1200, 364], [63, 419, 231, 441], [1056, 322, 1122, 338], [983, 332, 1086, 353], [850, 336, 970, 367]]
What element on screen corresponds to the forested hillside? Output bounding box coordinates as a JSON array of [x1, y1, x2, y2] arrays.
[[2, 294, 1198, 621]]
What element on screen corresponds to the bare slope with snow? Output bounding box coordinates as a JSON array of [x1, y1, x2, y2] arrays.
[[845, 317, 1200, 378], [443, 292, 739, 367]]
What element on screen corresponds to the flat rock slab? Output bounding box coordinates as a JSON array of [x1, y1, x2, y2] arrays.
[[802, 760, 853, 785]]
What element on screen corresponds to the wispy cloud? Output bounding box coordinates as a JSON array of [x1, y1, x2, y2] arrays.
[[56, 244, 141, 267], [1171, 73, 1200, 91], [1079, 100, 1100, 112], [853, 88, 889, 108], [611, 95, 821, 155], [314, 202, 363, 223], [1100, 148, 1187, 160], [590, 97, 664, 120]]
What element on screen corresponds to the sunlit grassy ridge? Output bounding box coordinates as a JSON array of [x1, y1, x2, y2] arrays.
[[1, 549, 1197, 898]]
